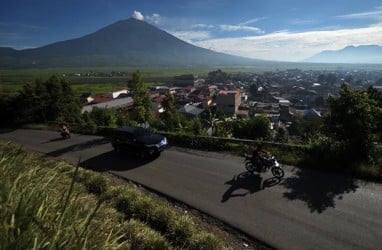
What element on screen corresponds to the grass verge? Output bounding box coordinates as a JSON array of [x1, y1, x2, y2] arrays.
[[0, 141, 228, 249]]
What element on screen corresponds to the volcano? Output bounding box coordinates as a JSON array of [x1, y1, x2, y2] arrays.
[[0, 18, 259, 68]]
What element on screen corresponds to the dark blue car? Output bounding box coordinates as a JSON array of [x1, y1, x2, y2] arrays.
[[110, 126, 168, 158]]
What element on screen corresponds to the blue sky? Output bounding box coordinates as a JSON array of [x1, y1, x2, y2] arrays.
[[1, 0, 382, 61]]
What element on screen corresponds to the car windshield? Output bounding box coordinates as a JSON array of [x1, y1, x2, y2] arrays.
[[132, 127, 151, 136]]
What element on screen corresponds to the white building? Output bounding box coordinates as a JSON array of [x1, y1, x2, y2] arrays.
[[107, 89, 128, 99]]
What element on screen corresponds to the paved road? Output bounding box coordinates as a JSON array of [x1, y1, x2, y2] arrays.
[[1, 129, 382, 249]]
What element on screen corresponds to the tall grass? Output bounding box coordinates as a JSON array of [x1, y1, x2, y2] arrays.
[[0, 143, 128, 249], [0, 142, 228, 249]]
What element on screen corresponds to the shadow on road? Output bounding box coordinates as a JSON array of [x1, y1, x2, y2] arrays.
[[281, 166, 359, 213], [221, 172, 281, 202], [0, 128, 17, 134], [46, 138, 110, 157], [80, 151, 153, 172], [41, 137, 66, 143]]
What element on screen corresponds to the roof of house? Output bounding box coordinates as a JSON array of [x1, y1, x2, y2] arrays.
[[178, 104, 205, 116], [92, 96, 113, 104], [295, 108, 321, 118], [82, 97, 134, 113], [218, 90, 238, 95]]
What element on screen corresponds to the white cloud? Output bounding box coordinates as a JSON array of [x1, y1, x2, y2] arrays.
[[239, 17, 265, 26], [170, 30, 211, 42], [337, 6, 382, 21], [290, 19, 314, 25], [146, 13, 161, 24], [193, 25, 382, 62], [219, 24, 264, 33], [132, 10, 144, 21], [192, 23, 215, 29]]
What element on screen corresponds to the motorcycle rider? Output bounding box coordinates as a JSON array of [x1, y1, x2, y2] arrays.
[[59, 123, 70, 138], [252, 144, 269, 169]]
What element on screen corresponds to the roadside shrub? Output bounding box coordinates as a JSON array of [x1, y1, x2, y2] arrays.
[[125, 219, 172, 250], [114, 189, 142, 218], [109, 185, 203, 248], [306, 135, 348, 168], [168, 215, 195, 247], [368, 143, 382, 168], [268, 144, 307, 166], [189, 232, 226, 250], [149, 204, 176, 232], [81, 119, 98, 134], [84, 173, 108, 195], [164, 132, 229, 151], [102, 185, 129, 202], [134, 195, 156, 222], [350, 163, 382, 181]]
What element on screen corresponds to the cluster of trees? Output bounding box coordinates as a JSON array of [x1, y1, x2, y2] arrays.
[[296, 84, 382, 168], [322, 84, 382, 164], [206, 69, 253, 84], [317, 73, 338, 87], [0, 75, 82, 125]]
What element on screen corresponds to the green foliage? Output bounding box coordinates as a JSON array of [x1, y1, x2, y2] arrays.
[[84, 106, 118, 128], [306, 135, 348, 167], [232, 115, 271, 140], [288, 115, 324, 141], [115, 110, 130, 127], [249, 83, 259, 97], [165, 132, 230, 151], [190, 118, 207, 136], [81, 112, 98, 134], [207, 69, 229, 83], [159, 92, 190, 132], [80, 107, 134, 134], [275, 125, 289, 143], [325, 84, 381, 162], [317, 73, 338, 86], [204, 109, 232, 137], [129, 71, 154, 125], [128, 70, 143, 90], [0, 75, 82, 126]]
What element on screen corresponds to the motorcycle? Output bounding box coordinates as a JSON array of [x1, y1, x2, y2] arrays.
[[244, 154, 284, 178]]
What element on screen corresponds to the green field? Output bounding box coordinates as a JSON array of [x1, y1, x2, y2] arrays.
[[2, 63, 381, 95], [0, 66, 214, 84], [2, 63, 381, 83], [0, 66, 255, 95]]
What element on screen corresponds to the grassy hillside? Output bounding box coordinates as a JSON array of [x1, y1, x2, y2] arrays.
[[0, 141, 228, 249]]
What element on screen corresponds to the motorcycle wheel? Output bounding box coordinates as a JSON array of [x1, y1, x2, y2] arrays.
[[271, 167, 284, 178]]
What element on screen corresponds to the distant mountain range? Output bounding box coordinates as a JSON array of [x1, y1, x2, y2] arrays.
[[305, 45, 382, 64], [0, 18, 260, 68]]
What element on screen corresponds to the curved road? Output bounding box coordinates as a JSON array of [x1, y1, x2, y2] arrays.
[[1, 129, 382, 249]]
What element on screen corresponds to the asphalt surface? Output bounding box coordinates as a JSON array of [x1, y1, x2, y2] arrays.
[[1, 129, 382, 250]]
